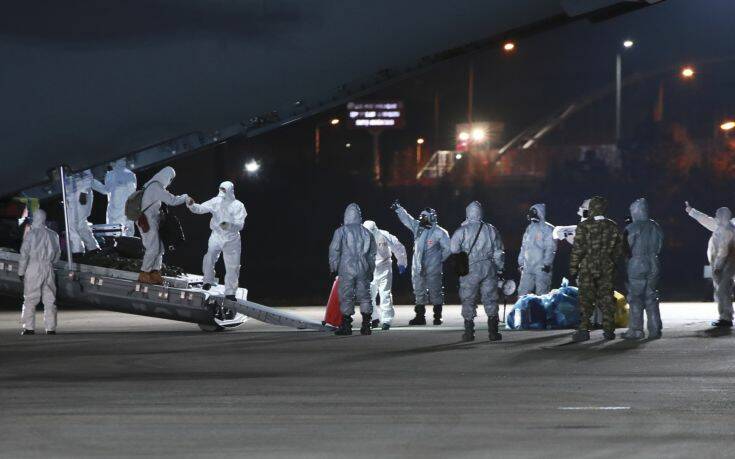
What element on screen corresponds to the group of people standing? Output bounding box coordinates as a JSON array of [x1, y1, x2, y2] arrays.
[[19, 164, 247, 334], [328, 196, 666, 343]]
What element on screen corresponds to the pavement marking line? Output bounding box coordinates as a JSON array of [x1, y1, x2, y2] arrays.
[[558, 406, 631, 411]]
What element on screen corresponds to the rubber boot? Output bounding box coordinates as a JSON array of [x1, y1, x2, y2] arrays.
[[360, 313, 372, 335], [21, 329, 34, 336], [648, 330, 662, 340], [149, 270, 164, 285], [334, 315, 353, 335], [138, 271, 151, 284], [488, 316, 503, 341], [571, 329, 590, 343], [225, 295, 237, 301], [381, 323, 391, 331], [621, 329, 644, 340], [46, 330, 56, 335], [433, 305, 443, 325], [603, 330, 616, 341], [202, 283, 212, 291], [711, 319, 733, 328], [371, 319, 381, 329], [461, 319, 475, 342], [408, 305, 427, 326]]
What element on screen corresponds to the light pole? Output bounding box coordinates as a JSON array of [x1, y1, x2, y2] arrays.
[[416, 138, 424, 167], [314, 118, 340, 163], [615, 39, 635, 143]]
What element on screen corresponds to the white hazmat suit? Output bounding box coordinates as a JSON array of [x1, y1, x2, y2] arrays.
[[622, 198, 663, 339], [64, 169, 100, 253], [518, 203, 557, 296], [92, 159, 137, 236], [328, 204, 377, 320], [450, 202, 505, 323], [137, 167, 188, 277], [363, 220, 407, 327], [19, 210, 61, 333], [688, 205, 735, 325], [188, 181, 246, 296]]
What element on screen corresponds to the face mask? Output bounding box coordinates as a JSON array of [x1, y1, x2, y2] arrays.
[[419, 214, 432, 228], [625, 215, 633, 224], [527, 208, 540, 222]]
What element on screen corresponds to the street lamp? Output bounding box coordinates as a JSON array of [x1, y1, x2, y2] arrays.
[[458, 132, 470, 141], [244, 159, 260, 174], [681, 66, 695, 79], [471, 128, 486, 142], [416, 138, 425, 167], [315, 118, 341, 162], [721, 121, 735, 132], [616, 39, 635, 143], [503, 41, 515, 52]]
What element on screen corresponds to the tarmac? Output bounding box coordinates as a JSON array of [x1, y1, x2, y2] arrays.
[[1, 303, 734, 458]]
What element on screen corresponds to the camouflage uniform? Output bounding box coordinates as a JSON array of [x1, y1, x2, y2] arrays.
[[569, 196, 623, 334]]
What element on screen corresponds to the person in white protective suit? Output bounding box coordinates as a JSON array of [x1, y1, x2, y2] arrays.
[[622, 198, 663, 339], [92, 159, 137, 237], [328, 203, 377, 336], [391, 200, 451, 326], [187, 181, 247, 300], [362, 220, 408, 331], [64, 169, 100, 253], [18, 210, 61, 335], [518, 203, 557, 296], [137, 167, 188, 285], [450, 201, 506, 342], [686, 201, 735, 328]]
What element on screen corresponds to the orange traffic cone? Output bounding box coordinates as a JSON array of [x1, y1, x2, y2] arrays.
[[323, 277, 342, 327]]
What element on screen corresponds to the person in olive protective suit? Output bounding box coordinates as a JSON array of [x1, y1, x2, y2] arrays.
[[569, 196, 624, 342]]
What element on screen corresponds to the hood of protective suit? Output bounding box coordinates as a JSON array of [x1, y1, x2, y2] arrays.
[[343, 203, 362, 225], [218, 181, 235, 201], [716, 207, 732, 227], [112, 158, 127, 171], [31, 209, 46, 228], [363, 220, 378, 236], [577, 199, 591, 219], [465, 201, 483, 222], [588, 196, 607, 217], [530, 203, 546, 222], [419, 208, 438, 226], [145, 166, 176, 188], [630, 198, 649, 222]]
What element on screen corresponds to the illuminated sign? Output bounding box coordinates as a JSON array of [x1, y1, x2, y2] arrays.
[[347, 101, 404, 128]]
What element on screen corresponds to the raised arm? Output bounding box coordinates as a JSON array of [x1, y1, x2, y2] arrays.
[[687, 207, 717, 232], [395, 206, 419, 235]]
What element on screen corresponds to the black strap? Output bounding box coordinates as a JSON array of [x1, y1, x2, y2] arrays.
[[468, 222, 484, 255], [141, 181, 161, 213]]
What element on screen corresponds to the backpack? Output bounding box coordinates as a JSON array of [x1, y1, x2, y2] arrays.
[[159, 205, 186, 252], [124, 182, 160, 221]]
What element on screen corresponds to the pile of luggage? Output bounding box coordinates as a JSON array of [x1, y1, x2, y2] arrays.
[[506, 279, 629, 330]]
